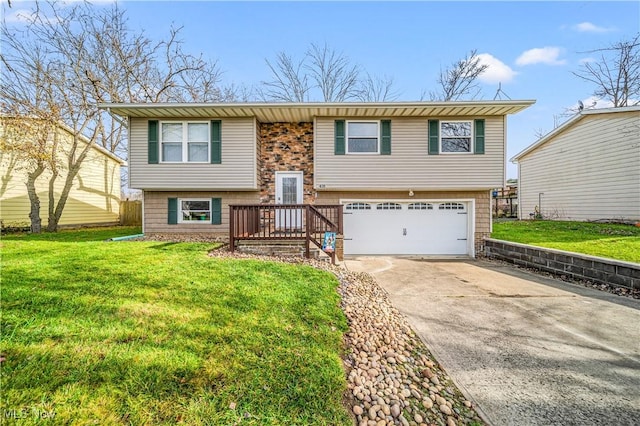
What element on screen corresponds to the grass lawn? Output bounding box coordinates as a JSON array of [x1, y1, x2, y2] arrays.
[[492, 220, 640, 263], [1, 227, 351, 425]]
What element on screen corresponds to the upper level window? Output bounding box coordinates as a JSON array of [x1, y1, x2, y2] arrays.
[[161, 122, 209, 163], [347, 121, 379, 154], [441, 121, 472, 153]]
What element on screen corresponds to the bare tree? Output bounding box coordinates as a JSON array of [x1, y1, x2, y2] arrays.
[[1, 1, 230, 232], [260, 43, 396, 102], [259, 52, 310, 102], [305, 43, 360, 102], [356, 73, 399, 102], [427, 49, 488, 101], [573, 34, 640, 107]]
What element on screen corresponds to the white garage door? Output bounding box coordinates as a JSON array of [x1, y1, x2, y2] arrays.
[[343, 201, 470, 255]]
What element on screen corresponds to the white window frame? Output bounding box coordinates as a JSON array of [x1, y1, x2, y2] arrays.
[[346, 120, 380, 154], [440, 120, 473, 154], [160, 121, 210, 163], [178, 198, 212, 224]]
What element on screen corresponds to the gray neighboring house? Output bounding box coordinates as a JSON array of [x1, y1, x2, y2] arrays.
[[512, 106, 640, 221], [102, 101, 534, 257]]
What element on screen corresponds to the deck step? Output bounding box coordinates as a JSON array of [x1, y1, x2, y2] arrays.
[[236, 240, 330, 260]]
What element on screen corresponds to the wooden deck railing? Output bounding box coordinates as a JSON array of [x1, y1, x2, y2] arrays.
[[229, 204, 343, 263]]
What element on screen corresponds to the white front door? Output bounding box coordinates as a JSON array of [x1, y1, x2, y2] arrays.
[[275, 172, 303, 230]]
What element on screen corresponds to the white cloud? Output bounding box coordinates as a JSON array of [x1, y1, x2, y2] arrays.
[[475, 53, 518, 84], [573, 22, 614, 33], [3, 9, 34, 24], [516, 47, 566, 66]]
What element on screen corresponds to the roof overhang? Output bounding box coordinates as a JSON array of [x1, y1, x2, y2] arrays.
[[511, 105, 640, 163], [99, 100, 536, 122]]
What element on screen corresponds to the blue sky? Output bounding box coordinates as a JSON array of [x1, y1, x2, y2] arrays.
[[5, 1, 640, 178]]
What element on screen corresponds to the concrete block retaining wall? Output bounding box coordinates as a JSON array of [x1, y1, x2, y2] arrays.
[[484, 238, 640, 290]]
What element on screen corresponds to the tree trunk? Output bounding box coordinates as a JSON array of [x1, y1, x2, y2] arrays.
[[46, 164, 82, 232], [46, 169, 59, 232], [26, 166, 45, 233]]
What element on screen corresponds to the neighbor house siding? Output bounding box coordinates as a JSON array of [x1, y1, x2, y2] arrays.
[[518, 111, 640, 221], [315, 190, 491, 253], [314, 117, 505, 190], [143, 190, 260, 234], [129, 117, 257, 190], [0, 127, 121, 227]]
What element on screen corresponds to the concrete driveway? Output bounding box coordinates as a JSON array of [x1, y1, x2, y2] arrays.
[[344, 257, 640, 426]]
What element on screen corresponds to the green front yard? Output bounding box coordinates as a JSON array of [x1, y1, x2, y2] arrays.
[[491, 220, 640, 263], [0, 227, 351, 425]]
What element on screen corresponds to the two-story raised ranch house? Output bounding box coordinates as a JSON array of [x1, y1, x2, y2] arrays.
[[103, 101, 534, 257]]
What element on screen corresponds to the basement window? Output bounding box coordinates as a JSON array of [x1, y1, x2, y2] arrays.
[[179, 199, 211, 223]]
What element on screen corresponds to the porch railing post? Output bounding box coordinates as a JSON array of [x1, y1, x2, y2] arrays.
[[229, 205, 235, 253], [305, 205, 311, 259]]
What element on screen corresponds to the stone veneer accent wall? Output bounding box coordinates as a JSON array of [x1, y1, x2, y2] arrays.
[[259, 122, 314, 204]]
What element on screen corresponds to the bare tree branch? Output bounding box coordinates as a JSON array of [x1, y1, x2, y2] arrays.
[[427, 49, 488, 101], [356, 73, 399, 102], [1, 1, 232, 232], [572, 34, 640, 107], [305, 43, 360, 102], [259, 52, 310, 102]]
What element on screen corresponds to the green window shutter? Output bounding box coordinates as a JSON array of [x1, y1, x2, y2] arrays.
[[148, 120, 159, 164], [168, 198, 178, 225], [210, 120, 221, 164], [211, 198, 222, 225], [474, 119, 485, 154], [334, 120, 345, 155], [380, 120, 391, 155], [428, 120, 439, 155]]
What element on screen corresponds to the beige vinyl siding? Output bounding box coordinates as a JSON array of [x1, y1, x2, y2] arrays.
[[129, 117, 257, 190], [1, 138, 121, 226], [316, 190, 491, 253], [143, 190, 260, 234], [519, 111, 640, 221], [314, 117, 505, 190]]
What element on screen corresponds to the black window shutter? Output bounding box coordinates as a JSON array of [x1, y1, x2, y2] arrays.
[[168, 198, 178, 224], [211, 198, 222, 225], [335, 120, 345, 155], [148, 120, 159, 164], [474, 119, 485, 154], [211, 120, 221, 164], [428, 120, 439, 155], [380, 120, 391, 155]]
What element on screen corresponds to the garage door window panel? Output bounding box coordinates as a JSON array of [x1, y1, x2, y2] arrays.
[[377, 202, 402, 210], [346, 202, 372, 210], [408, 202, 434, 210], [439, 202, 465, 210]]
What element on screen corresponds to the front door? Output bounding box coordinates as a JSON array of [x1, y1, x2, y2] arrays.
[[275, 172, 303, 230]]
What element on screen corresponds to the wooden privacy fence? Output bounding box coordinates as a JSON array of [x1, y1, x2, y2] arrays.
[[120, 200, 142, 226]]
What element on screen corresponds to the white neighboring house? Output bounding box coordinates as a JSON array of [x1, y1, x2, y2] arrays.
[[512, 106, 640, 222]]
